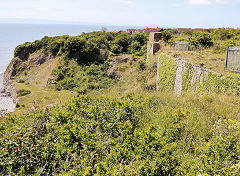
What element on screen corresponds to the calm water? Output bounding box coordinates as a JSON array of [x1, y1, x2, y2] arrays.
[[0, 23, 143, 73]]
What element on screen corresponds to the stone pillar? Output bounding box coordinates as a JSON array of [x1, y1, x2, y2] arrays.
[[149, 32, 162, 42], [147, 42, 161, 61], [147, 32, 162, 62]]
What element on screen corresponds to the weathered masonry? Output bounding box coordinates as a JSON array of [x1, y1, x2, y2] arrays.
[[147, 32, 162, 61], [173, 41, 189, 51], [226, 47, 240, 72], [146, 31, 240, 96]]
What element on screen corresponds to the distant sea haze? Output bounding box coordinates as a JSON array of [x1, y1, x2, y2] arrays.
[[0, 23, 144, 73]]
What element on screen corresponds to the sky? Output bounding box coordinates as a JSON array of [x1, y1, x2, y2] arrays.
[[0, 0, 240, 28]]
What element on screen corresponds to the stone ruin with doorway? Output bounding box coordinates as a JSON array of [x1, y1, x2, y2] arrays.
[[147, 32, 163, 61]]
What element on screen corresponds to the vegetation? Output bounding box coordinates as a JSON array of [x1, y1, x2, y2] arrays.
[[188, 32, 213, 48], [14, 82, 74, 114], [1, 29, 240, 175], [1, 93, 240, 175], [14, 32, 148, 63], [167, 28, 240, 51], [162, 28, 240, 74], [51, 60, 115, 92], [17, 89, 31, 97]]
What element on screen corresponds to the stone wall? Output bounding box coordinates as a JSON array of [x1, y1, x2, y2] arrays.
[[147, 42, 161, 61], [156, 54, 240, 96], [173, 58, 209, 96], [149, 32, 162, 42]]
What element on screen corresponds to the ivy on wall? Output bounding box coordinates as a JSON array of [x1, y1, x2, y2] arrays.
[[157, 53, 177, 91], [157, 53, 240, 95]]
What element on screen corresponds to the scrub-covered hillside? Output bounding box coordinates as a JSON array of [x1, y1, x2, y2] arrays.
[[1, 30, 240, 175]]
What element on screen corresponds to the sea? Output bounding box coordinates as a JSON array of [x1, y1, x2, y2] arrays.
[[0, 23, 144, 112]]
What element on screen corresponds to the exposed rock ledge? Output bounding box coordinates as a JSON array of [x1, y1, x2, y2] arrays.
[[3, 60, 18, 102], [0, 52, 56, 116]]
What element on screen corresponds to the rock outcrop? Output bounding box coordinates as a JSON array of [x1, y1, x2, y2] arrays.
[[2, 52, 57, 110], [0, 73, 16, 115]]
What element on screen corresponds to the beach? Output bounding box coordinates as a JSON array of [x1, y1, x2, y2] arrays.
[[0, 72, 15, 114]]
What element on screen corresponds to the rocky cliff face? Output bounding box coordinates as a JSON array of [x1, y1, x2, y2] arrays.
[[3, 59, 18, 102], [3, 52, 57, 104], [0, 72, 16, 115]]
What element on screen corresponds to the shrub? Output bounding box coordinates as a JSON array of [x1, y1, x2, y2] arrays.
[[14, 32, 148, 65], [212, 28, 233, 40], [51, 60, 115, 91], [0, 95, 181, 175], [162, 31, 172, 42], [17, 79, 25, 83], [198, 119, 240, 175], [17, 89, 31, 97], [14, 42, 36, 60], [111, 33, 131, 54], [166, 29, 179, 35], [138, 60, 146, 71], [189, 32, 213, 48]]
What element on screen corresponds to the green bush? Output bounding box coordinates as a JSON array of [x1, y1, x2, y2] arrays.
[[14, 42, 36, 60], [212, 28, 233, 40], [198, 119, 240, 175], [162, 31, 173, 42], [51, 60, 115, 91], [0, 95, 181, 175], [111, 33, 131, 54], [17, 89, 31, 97], [14, 32, 148, 65], [17, 79, 25, 83], [189, 32, 213, 48], [138, 60, 146, 71], [1, 93, 240, 175]]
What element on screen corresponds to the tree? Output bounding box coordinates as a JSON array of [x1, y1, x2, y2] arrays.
[[102, 27, 107, 32]]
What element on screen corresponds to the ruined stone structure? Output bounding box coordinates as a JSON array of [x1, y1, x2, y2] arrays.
[[173, 58, 209, 96], [146, 32, 216, 96], [149, 32, 162, 42], [147, 32, 162, 61]]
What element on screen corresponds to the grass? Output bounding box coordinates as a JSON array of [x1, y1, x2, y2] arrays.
[[90, 50, 240, 141], [10, 40, 240, 116], [14, 82, 74, 114], [94, 69, 240, 140], [12, 55, 74, 114], [161, 45, 228, 74], [91, 56, 156, 97]]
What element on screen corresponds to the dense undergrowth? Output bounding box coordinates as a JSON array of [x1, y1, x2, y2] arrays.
[[1, 29, 240, 175], [13, 32, 148, 92], [14, 32, 148, 64], [160, 28, 240, 74], [1, 93, 240, 175], [166, 28, 240, 50], [51, 59, 115, 92]]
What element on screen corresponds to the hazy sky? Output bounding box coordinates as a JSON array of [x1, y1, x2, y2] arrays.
[[0, 0, 240, 27]]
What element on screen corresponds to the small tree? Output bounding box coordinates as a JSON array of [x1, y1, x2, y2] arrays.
[[188, 32, 213, 48], [102, 27, 107, 32], [161, 31, 172, 42]]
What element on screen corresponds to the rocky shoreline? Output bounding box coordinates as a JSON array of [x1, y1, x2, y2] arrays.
[[0, 72, 16, 116]]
